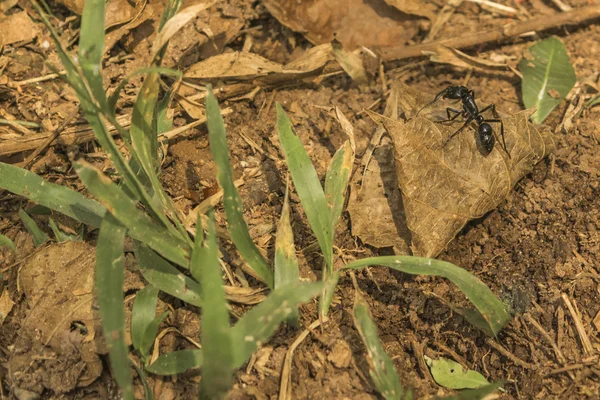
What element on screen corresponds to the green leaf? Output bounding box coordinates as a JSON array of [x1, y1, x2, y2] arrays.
[[134, 243, 202, 307], [73, 160, 190, 267], [206, 86, 273, 288], [18, 209, 49, 246], [146, 349, 203, 375], [231, 282, 323, 368], [131, 285, 160, 359], [0, 162, 105, 228], [353, 296, 410, 400], [276, 103, 333, 270], [132, 362, 155, 400], [140, 311, 169, 365], [48, 218, 80, 242], [131, 73, 160, 180], [197, 213, 234, 399], [341, 256, 510, 336], [0, 234, 16, 253], [425, 356, 489, 390], [519, 37, 576, 124], [78, 0, 107, 108], [435, 381, 504, 400], [274, 184, 300, 324], [96, 213, 133, 400]]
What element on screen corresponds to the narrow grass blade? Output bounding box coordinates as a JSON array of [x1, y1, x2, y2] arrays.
[[274, 183, 300, 324], [353, 296, 410, 400], [276, 103, 333, 270], [206, 86, 273, 288], [131, 73, 160, 178], [74, 161, 190, 267], [96, 213, 133, 400], [342, 256, 510, 336], [0, 162, 105, 228], [0, 234, 16, 253], [133, 363, 155, 400], [197, 214, 233, 399], [435, 381, 504, 400], [132, 285, 160, 360], [79, 0, 107, 107], [48, 218, 80, 242], [141, 311, 169, 365], [519, 37, 576, 124], [230, 282, 323, 368], [18, 209, 49, 246], [324, 140, 354, 234], [146, 349, 203, 375], [134, 243, 202, 307]]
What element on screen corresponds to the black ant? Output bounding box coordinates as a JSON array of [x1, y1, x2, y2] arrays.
[[417, 85, 510, 158]]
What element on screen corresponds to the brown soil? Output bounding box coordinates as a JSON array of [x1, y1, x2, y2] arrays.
[[1, 0, 599, 399]]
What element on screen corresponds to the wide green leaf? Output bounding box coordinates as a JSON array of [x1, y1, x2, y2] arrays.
[[146, 349, 203, 375], [519, 37, 576, 124], [134, 243, 202, 307], [425, 356, 489, 390], [96, 213, 133, 400], [341, 256, 510, 336], [353, 296, 410, 400], [74, 161, 190, 267], [276, 103, 333, 270], [274, 184, 300, 324], [132, 285, 160, 360], [206, 86, 273, 288], [230, 282, 323, 368], [197, 213, 233, 399], [18, 209, 49, 247]]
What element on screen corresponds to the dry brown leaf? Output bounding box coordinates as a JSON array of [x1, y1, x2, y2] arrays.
[[57, 0, 135, 29], [424, 45, 509, 71], [380, 83, 555, 257], [384, 0, 438, 19], [262, 0, 420, 49], [184, 47, 332, 85], [103, 0, 154, 55], [332, 43, 368, 83], [0, 290, 15, 326], [0, 11, 39, 46]]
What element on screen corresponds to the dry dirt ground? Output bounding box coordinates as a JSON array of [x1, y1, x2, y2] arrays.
[[1, 0, 600, 399]]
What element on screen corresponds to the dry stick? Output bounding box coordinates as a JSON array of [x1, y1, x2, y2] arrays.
[[561, 293, 595, 357], [485, 338, 537, 369], [380, 4, 600, 61]]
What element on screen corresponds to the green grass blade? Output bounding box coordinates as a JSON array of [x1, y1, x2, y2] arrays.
[[206, 86, 273, 288], [132, 285, 160, 360], [197, 213, 234, 399], [0, 162, 105, 227], [324, 140, 354, 235], [353, 296, 410, 400], [134, 243, 202, 307], [158, 0, 183, 31], [274, 184, 300, 324], [276, 103, 333, 270], [141, 311, 169, 365], [0, 234, 16, 253], [78, 0, 107, 107], [435, 381, 504, 400], [132, 363, 155, 400], [18, 209, 49, 246], [342, 256, 510, 336], [519, 37, 576, 124], [48, 218, 80, 242], [131, 74, 160, 178], [146, 349, 203, 375], [73, 160, 190, 267], [96, 213, 133, 400], [230, 282, 323, 368]]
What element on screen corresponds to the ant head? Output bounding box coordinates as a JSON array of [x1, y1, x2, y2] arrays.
[[476, 123, 495, 156]]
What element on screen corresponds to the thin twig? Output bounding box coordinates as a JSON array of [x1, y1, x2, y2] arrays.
[[561, 293, 595, 357], [485, 338, 536, 369]]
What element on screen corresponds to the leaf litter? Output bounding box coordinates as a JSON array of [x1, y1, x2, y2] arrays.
[[357, 83, 555, 257]]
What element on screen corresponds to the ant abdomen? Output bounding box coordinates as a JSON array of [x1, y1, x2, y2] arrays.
[[476, 123, 495, 156]]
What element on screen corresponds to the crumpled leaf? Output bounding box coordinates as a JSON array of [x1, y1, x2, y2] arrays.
[[262, 0, 420, 49], [378, 83, 555, 257], [384, 0, 437, 20], [424, 45, 509, 71], [184, 44, 333, 84], [0, 11, 40, 46]]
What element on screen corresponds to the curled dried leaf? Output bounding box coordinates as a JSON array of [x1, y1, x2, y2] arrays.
[[382, 83, 555, 257]]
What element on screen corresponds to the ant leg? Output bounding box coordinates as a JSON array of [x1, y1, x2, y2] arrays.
[[416, 87, 451, 116], [483, 118, 510, 159], [436, 107, 462, 123], [442, 116, 474, 147]]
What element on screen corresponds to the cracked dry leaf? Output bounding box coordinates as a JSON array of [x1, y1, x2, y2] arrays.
[[382, 83, 555, 257]]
